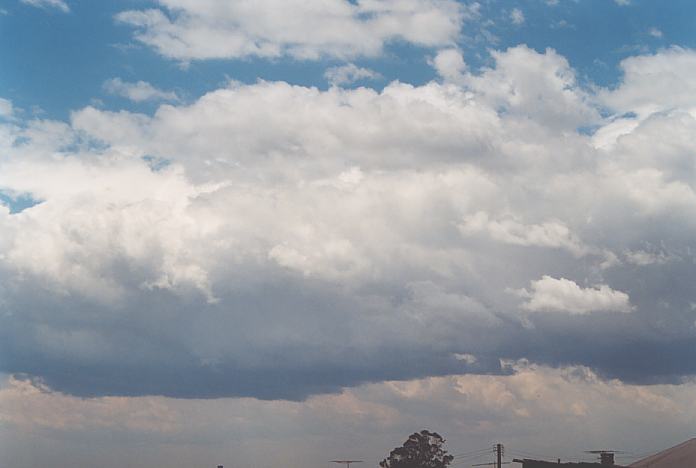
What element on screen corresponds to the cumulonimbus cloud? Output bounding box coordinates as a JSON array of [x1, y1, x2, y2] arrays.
[[1, 46, 696, 399]]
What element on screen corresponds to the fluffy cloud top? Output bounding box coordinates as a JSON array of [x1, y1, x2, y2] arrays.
[[464, 45, 599, 130], [431, 48, 467, 83], [600, 47, 696, 117], [517, 276, 632, 314], [2, 46, 696, 400], [116, 0, 467, 61]]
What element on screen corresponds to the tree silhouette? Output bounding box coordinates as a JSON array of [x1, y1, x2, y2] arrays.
[[379, 430, 454, 468]]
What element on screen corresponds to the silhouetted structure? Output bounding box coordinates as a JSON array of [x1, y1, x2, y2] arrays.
[[513, 459, 626, 467], [592, 453, 613, 465], [332, 460, 363, 468], [628, 438, 696, 467]]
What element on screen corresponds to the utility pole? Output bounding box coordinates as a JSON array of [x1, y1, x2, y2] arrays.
[[472, 444, 508, 468]]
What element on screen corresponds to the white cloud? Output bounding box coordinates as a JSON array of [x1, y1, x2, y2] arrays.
[[0, 98, 13, 119], [624, 249, 671, 266], [103, 78, 179, 102], [453, 353, 478, 364], [551, 19, 573, 29], [615, 0, 630, 5], [459, 212, 589, 257], [71, 79, 504, 181], [20, 0, 69, 13], [648, 27, 663, 38], [516, 276, 632, 314], [601, 48, 696, 117], [324, 63, 381, 87], [431, 48, 467, 83], [0, 158, 216, 303], [116, 0, 467, 62], [462, 45, 599, 130], [510, 8, 525, 25]]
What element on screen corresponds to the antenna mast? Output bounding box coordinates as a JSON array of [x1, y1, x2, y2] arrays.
[[332, 460, 364, 468]]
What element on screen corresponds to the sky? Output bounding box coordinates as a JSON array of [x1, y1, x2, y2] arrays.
[[1, 0, 696, 467]]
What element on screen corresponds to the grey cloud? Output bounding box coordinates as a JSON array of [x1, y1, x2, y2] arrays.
[[0, 276, 509, 399]]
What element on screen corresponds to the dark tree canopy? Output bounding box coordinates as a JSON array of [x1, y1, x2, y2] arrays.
[[379, 430, 454, 468]]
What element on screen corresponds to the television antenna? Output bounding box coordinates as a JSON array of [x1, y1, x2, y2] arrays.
[[332, 460, 363, 468]]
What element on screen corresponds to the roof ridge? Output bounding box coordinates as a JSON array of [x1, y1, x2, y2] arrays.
[[629, 438, 696, 467]]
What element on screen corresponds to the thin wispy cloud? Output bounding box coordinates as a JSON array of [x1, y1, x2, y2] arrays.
[[510, 7, 525, 25], [324, 63, 381, 87], [20, 0, 69, 13], [649, 27, 663, 38], [0, 98, 13, 118], [103, 78, 179, 102]]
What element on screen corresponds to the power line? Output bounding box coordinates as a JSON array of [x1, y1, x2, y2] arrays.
[[453, 448, 496, 459], [450, 452, 495, 466], [505, 448, 558, 461], [465, 443, 508, 468]]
